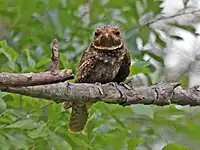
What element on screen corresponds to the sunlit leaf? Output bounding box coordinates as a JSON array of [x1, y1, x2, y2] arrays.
[[163, 143, 188, 150], [27, 122, 50, 138], [131, 105, 154, 119]]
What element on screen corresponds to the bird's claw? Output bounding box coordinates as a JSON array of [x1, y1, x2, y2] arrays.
[[95, 82, 104, 95], [109, 82, 128, 106], [119, 82, 133, 90], [108, 82, 118, 87]]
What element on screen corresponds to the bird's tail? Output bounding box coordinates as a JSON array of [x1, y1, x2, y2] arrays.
[[68, 102, 88, 132]]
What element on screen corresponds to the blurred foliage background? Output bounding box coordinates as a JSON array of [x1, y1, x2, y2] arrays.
[[0, 0, 200, 149]]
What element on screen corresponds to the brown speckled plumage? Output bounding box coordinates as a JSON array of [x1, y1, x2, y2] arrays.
[[68, 25, 131, 132]]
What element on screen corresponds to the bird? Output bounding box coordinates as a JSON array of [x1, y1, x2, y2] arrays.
[[68, 25, 131, 132]]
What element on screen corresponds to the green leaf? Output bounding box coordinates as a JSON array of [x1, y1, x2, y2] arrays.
[[56, 127, 92, 149], [153, 31, 167, 48], [0, 134, 10, 150], [131, 105, 154, 119], [0, 40, 18, 71], [0, 129, 30, 149], [5, 119, 37, 130], [145, 0, 162, 15], [163, 143, 188, 150], [128, 137, 145, 150], [169, 35, 184, 40], [141, 50, 164, 65], [130, 60, 151, 75], [179, 75, 189, 88], [0, 97, 6, 114], [183, 0, 189, 7], [168, 23, 196, 34], [27, 122, 50, 138], [24, 49, 36, 67], [138, 26, 151, 44], [36, 58, 51, 69]]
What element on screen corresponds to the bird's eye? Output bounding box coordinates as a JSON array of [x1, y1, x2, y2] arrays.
[[115, 31, 120, 36], [94, 32, 100, 36]]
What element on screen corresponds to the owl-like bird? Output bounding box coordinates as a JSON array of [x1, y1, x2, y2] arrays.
[[68, 25, 131, 132]]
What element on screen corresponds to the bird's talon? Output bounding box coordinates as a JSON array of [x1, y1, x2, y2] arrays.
[[108, 82, 128, 106], [95, 82, 104, 95], [119, 82, 133, 90], [120, 92, 128, 106], [95, 82, 101, 85], [109, 82, 118, 87]]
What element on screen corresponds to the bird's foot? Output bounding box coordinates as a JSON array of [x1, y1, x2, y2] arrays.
[[95, 82, 104, 95], [108, 82, 128, 106], [118, 82, 133, 90]]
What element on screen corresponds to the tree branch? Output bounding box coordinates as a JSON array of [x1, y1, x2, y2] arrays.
[[1, 82, 200, 106], [145, 9, 200, 26], [0, 70, 73, 86]]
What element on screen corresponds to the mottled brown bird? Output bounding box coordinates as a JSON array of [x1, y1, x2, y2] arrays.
[[68, 25, 131, 132]]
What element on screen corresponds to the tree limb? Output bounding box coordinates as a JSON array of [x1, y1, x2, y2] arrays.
[[145, 9, 200, 26], [1, 82, 200, 106], [0, 70, 73, 86]]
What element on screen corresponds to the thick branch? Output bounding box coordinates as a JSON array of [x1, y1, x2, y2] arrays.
[[0, 70, 73, 86], [1, 82, 200, 106]]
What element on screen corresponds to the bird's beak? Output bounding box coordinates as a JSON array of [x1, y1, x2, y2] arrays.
[[105, 33, 109, 38]]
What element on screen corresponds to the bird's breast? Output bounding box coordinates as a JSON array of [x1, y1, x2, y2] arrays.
[[91, 54, 123, 83]]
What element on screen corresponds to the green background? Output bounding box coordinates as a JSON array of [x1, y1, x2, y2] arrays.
[[0, 0, 198, 149]]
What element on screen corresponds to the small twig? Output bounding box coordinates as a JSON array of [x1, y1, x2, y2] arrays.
[[145, 9, 200, 26], [50, 39, 59, 74]]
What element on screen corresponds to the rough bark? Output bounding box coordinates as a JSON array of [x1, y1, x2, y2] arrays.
[[0, 70, 73, 86], [1, 82, 199, 107]]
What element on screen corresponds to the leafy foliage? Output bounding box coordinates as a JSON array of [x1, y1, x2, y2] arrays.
[[0, 0, 199, 149]]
